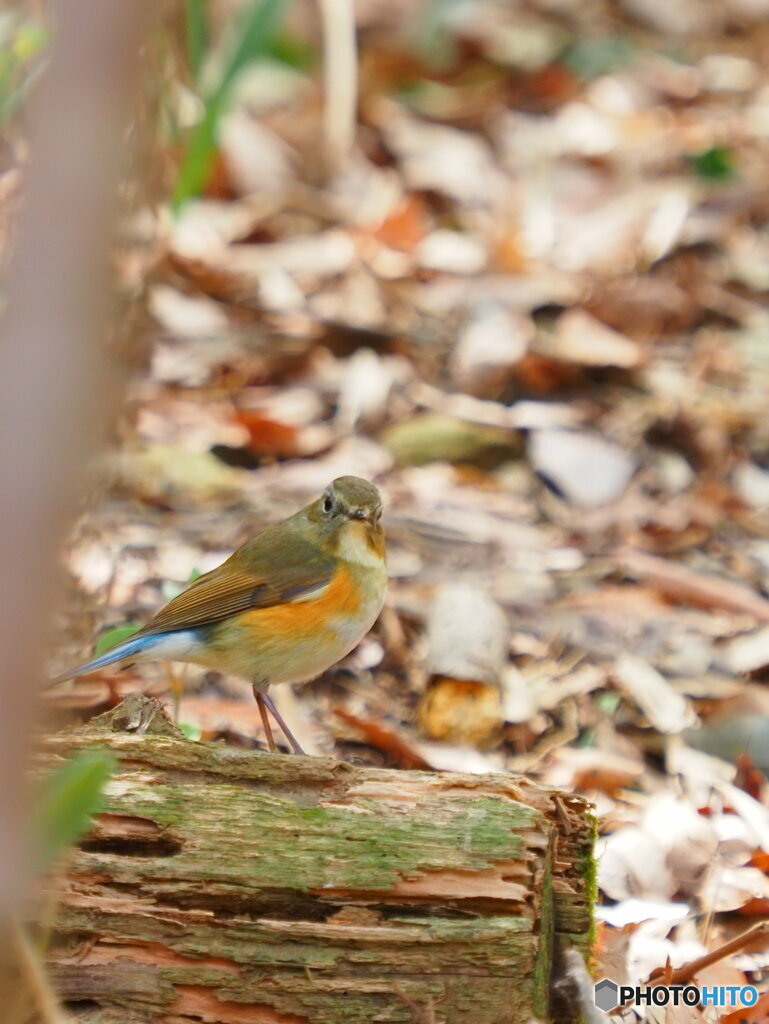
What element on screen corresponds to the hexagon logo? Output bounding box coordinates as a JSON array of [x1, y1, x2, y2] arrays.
[[594, 978, 619, 1011]]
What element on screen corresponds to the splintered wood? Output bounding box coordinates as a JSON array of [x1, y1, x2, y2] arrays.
[[36, 695, 594, 1024]]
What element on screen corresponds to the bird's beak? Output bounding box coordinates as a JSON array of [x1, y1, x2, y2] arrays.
[[348, 508, 380, 525]]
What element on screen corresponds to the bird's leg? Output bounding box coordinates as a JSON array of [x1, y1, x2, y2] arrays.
[[260, 689, 305, 755], [168, 664, 186, 724], [253, 685, 277, 752]]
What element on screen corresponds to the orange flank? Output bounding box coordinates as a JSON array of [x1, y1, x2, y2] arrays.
[[243, 564, 362, 640]]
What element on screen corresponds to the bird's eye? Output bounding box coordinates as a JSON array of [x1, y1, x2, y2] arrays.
[[323, 495, 334, 514], [353, 508, 367, 519]]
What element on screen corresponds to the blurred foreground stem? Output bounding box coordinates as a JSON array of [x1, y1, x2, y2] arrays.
[[0, 0, 159, 998]]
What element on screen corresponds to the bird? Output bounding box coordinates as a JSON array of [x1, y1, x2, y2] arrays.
[[51, 476, 387, 755]]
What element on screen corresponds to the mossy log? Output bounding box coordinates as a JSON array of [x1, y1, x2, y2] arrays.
[[35, 695, 595, 1024]]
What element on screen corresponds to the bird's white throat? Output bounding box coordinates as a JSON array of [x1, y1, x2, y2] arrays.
[[336, 522, 384, 570]]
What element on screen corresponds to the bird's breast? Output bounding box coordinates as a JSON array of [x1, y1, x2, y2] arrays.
[[326, 560, 386, 649]]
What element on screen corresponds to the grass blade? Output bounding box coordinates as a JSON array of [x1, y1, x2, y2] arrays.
[[173, 0, 286, 210], [185, 0, 208, 85]]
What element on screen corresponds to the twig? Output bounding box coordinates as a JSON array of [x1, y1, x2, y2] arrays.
[[615, 547, 769, 621], [647, 920, 769, 987], [318, 0, 358, 171], [333, 707, 431, 770], [612, 920, 769, 1013]]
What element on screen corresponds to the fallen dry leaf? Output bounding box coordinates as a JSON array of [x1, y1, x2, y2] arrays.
[[613, 653, 698, 734], [528, 429, 637, 507], [550, 308, 642, 369]]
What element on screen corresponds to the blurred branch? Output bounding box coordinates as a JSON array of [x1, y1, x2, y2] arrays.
[[0, 0, 157, 970]]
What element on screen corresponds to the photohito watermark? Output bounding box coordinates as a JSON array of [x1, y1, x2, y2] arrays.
[[594, 977, 759, 1012]]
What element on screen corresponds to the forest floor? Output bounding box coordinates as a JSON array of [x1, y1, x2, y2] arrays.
[[19, 0, 769, 1018]]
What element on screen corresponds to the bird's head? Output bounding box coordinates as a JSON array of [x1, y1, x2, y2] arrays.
[[307, 476, 384, 565]]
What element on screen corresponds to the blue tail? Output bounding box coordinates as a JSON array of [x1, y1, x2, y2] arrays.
[[49, 633, 160, 687]]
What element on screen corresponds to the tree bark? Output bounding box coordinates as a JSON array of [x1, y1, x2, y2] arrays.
[[34, 695, 594, 1024]]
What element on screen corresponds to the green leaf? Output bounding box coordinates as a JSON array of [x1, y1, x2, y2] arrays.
[[12, 21, 47, 62], [268, 33, 315, 70], [216, 0, 286, 97], [94, 623, 141, 657], [161, 580, 184, 603], [178, 722, 202, 741], [691, 145, 736, 181], [407, 0, 460, 68], [575, 727, 595, 749], [31, 749, 116, 871], [563, 35, 635, 80], [595, 691, 622, 715], [173, 0, 287, 210], [162, 567, 202, 604], [0, 17, 48, 123]]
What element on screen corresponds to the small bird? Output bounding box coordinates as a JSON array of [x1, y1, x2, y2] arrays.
[[52, 476, 387, 754]]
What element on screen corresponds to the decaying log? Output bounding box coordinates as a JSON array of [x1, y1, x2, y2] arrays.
[[34, 695, 595, 1024]]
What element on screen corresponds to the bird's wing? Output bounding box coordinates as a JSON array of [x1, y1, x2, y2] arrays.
[[137, 524, 335, 637]]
